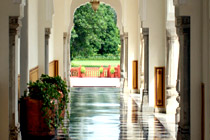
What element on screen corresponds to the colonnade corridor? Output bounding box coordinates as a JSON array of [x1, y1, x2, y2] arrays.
[[68, 87, 176, 140]]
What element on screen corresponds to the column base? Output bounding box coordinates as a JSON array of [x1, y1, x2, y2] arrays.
[[140, 92, 154, 113], [177, 126, 190, 140], [123, 78, 130, 93], [166, 88, 179, 114], [130, 89, 140, 94], [120, 78, 124, 90], [155, 107, 166, 113], [9, 123, 21, 140], [176, 107, 180, 124]]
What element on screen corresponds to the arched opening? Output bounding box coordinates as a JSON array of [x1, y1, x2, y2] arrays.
[[69, 2, 122, 87]]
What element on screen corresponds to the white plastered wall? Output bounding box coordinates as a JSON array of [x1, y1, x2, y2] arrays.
[[142, 0, 166, 107], [36, 0, 54, 76], [53, 0, 66, 78], [28, 0, 54, 70], [0, 1, 20, 139], [28, 0, 39, 69], [49, 21, 54, 62]]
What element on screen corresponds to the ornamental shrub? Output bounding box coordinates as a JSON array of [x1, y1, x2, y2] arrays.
[[81, 67, 86, 73], [99, 67, 103, 73], [110, 67, 115, 74]]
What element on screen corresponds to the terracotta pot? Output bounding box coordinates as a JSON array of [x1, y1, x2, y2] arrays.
[[81, 73, 85, 77], [110, 74, 114, 78], [20, 98, 64, 137], [100, 73, 104, 77]]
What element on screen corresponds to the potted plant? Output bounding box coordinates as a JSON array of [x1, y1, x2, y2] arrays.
[[110, 67, 115, 78], [99, 67, 104, 77], [80, 66, 86, 77], [20, 74, 70, 138]]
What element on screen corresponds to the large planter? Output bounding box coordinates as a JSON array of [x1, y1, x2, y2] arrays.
[[100, 73, 104, 78], [81, 73, 85, 77], [20, 98, 63, 138]]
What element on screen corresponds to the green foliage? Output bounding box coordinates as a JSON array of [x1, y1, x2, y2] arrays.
[[99, 67, 103, 73], [81, 67, 86, 73], [110, 67, 115, 74], [70, 3, 120, 59], [21, 74, 70, 130]]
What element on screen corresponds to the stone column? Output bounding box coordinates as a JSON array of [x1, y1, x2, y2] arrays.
[[67, 33, 71, 87], [139, 31, 144, 90], [166, 29, 179, 114], [176, 16, 190, 140], [63, 33, 68, 81], [124, 33, 129, 92], [20, 0, 29, 97], [142, 28, 149, 98], [141, 28, 153, 112], [45, 28, 51, 75], [120, 34, 125, 89], [9, 16, 22, 140]]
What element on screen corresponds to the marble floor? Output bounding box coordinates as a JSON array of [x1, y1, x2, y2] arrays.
[[67, 87, 176, 140]]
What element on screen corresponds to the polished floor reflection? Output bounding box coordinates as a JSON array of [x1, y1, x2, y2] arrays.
[[69, 87, 175, 140]]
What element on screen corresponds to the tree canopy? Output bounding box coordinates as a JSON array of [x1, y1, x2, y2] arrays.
[[70, 3, 120, 59]]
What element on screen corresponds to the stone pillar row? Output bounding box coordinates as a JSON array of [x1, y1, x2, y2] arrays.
[[63, 33, 67, 82], [142, 28, 149, 97], [141, 28, 153, 112], [67, 33, 71, 87], [166, 28, 179, 114], [9, 16, 22, 140], [120, 34, 125, 89], [45, 28, 51, 75], [20, 0, 29, 97], [176, 16, 191, 140], [120, 32, 129, 92], [123, 33, 129, 93]]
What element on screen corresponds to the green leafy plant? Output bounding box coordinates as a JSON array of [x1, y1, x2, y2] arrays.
[[70, 3, 121, 59], [110, 67, 115, 74], [20, 74, 70, 130], [99, 67, 103, 73], [81, 66, 86, 73]]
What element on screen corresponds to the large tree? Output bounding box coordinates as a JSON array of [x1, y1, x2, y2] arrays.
[[70, 3, 120, 58]]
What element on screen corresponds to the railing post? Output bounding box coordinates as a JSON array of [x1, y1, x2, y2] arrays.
[[118, 65, 120, 78], [108, 65, 111, 77], [78, 65, 81, 77]]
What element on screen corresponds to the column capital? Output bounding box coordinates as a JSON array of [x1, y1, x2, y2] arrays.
[[63, 32, 68, 38], [174, 0, 187, 6], [124, 32, 128, 38], [166, 27, 177, 39], [9, 17, 21, 36], [142, 28, 149, 36], [120, 32, 128, 40], [9, 16, 22, 48], [45, 28, 51, 38], [167, 35, 178, 42], [176, 16, 190, 35]]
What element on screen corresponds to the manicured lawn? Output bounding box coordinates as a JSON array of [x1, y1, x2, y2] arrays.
[[71, 60, 120, 67]]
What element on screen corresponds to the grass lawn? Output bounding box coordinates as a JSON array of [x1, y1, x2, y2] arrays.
[[71, 60, 120, 67]]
